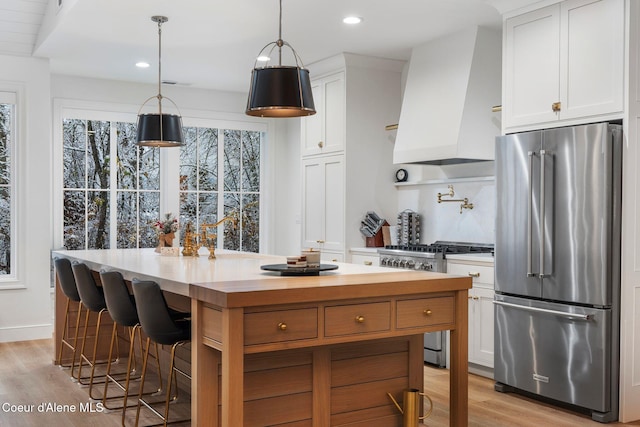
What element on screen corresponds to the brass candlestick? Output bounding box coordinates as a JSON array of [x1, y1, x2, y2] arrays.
[[181, 222, 202, 257]]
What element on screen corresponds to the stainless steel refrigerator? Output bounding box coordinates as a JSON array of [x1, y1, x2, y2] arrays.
[[494, 122, 622, 423]]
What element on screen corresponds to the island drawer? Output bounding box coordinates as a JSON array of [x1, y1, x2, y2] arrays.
[[396, 296, 454, 329], [244, 308, 318, 345], [324, 302, 391, 337]]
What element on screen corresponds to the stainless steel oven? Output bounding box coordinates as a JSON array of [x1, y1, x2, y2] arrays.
[[378, 241, 494, 367]]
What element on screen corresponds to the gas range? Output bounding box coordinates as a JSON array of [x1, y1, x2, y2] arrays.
[[378, 241, 494, 272]]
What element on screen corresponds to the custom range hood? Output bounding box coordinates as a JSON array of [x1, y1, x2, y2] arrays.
[[393, 26, 501, 165]]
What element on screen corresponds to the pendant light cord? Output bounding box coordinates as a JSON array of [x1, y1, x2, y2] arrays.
[[157, 18, 163, 112], [278, 0, 283, 65]]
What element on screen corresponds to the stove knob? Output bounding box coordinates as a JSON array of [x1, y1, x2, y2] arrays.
[[399, 260, 408, 268], [392, 259, 400, 268], [380, 257, 389, 266], [415, 262, 423, 270], [407, 260, 416, 269], [424, 264, 433, 271]]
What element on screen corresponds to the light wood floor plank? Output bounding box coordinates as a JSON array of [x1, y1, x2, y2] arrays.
[[0, 339, 638, 426]]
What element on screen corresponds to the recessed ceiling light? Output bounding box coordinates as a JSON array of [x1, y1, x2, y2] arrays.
[[136, 61, 150, 68], [343, 16, 362, 25]]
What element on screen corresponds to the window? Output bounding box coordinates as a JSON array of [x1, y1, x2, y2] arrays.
[[62, 119, 160, 249], [58, 105, 266, 254], [0, 93, 15, 276], [179, 127, 262, 253]]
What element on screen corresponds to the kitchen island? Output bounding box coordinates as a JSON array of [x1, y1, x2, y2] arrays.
[[51, 248, 471, 426]]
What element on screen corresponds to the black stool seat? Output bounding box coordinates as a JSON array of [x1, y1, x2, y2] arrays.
[[72, 262, 114, 397], [54, 257, 84, 379], [132, 279, 191, 426], [100, 270, 163, 424]]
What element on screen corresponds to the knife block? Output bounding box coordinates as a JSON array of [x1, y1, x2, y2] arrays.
[[366, 221, 388, 247]]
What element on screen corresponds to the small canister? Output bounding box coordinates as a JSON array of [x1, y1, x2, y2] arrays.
[[301, 249, 321, 267]]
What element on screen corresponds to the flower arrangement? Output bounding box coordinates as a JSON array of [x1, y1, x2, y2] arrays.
[[153, 213, 179, 235]]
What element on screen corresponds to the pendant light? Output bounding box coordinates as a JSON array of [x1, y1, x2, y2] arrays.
[[136, 16, 184, 147], [246, 0, 316, 118]]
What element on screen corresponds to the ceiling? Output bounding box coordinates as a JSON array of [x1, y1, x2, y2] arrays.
[[2, 0, 538, 94]]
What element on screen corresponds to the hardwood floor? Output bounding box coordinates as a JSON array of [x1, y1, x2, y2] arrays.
[[0, 339, 189, 427], [423, 366, 640, 427], [0, 339, 638, 426]]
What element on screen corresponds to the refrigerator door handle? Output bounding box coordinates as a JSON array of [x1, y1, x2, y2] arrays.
[[493, 300, 592, 321], [527, 151, 536, 277], [539, 149, 547, 278]]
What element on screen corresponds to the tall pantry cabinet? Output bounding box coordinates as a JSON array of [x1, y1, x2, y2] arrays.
[[300, 54, 404, 262]]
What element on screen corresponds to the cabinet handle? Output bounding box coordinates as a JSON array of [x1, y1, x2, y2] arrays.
[[473, 296, 479, 301], [277, 322, 287, 331], [364, 261, 373, 266], [355, 315, 365, 323], [316, 240, 325, 244], [423, 309, 432, 316], [318, 141, 324, 148], [552, 102, 561, 112], [332, 259, 338, 262], [468, 272, 480, 278]]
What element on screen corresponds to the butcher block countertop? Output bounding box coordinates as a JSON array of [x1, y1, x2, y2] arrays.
[[52, 248, 471, 306]]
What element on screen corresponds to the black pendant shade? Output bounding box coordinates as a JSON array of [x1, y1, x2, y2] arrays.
[[246, 66, 315, 117], [136, 16, 184, 147], [137, 113, 184, 147], [246, 0, 316, 118]]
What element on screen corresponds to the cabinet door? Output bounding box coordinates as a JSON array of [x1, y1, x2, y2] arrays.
[[301, 155, 344, 252], [559, 0, 624, 120], [321, 73, 345, 153], [470, 287, 495, 368], [301, 81, 323, 155], [301, 158, 324, 248], [300, 72, 345, 156], [504, 4, 560, 128]]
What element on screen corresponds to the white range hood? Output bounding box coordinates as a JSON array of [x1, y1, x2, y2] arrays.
[[393, 26, 502, 165]]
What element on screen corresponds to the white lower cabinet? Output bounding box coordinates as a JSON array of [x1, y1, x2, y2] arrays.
[[447, 258, 495, 375], [349, 249, 380, 266]]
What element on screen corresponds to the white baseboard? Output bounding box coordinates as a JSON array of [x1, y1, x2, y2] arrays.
[[0, 323, 53, 343]]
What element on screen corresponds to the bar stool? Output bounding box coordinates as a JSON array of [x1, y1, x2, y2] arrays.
[[132, 279, 191, 426], [72, 262, 117, 398], [54, 257, 84, 379], [99, 270, 163, 425]]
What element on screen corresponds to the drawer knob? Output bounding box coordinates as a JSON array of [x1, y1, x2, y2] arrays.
[[423, 309, 432, 316], [318, 141, 324, 148], [277, 322, 287, 331], [364, 261, 373, 266], [468, 272, 480, 278], [355, 315, 365, 323]]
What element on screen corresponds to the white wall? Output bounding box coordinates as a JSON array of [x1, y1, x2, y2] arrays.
[[396, 174, 496, 245], [0, 55, 52, 342]]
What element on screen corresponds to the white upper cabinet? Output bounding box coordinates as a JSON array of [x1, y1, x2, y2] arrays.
[[301, 72, 345, 156], [504, 0, 624, 132]]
